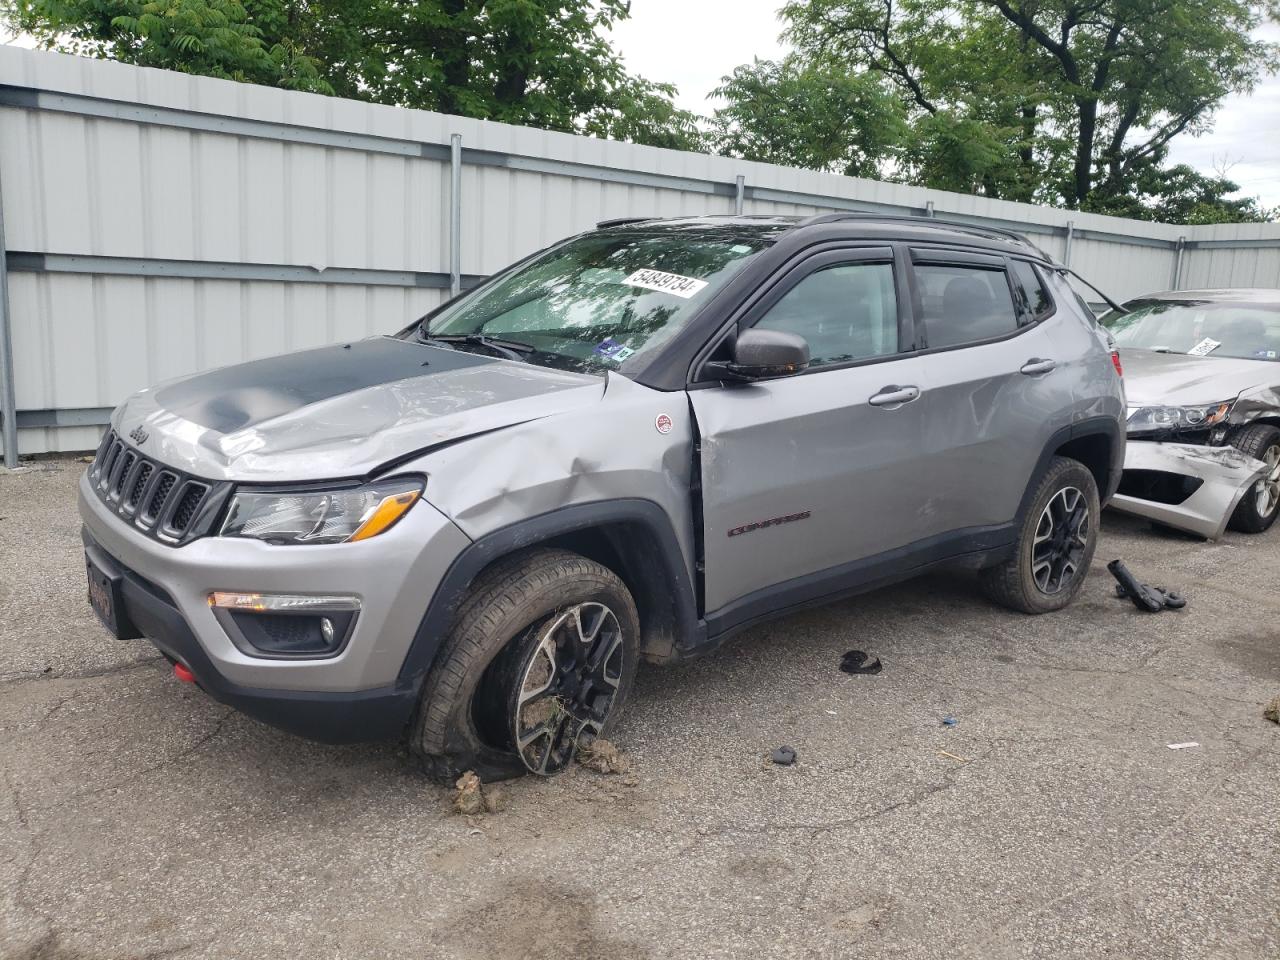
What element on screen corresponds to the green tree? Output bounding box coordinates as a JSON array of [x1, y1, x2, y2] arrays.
[[771, 0, 1278, 216], [709, 56, 907, 178], [4, 0, 704, 149], [6, 1, 330, 90]]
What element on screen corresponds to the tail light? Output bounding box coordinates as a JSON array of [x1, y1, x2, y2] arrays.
[[1110, 351, 1123, 377]]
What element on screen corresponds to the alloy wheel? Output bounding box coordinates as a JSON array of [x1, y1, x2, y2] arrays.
[[1031, 486, 1090, 595], [1253, 444, 1280, 518], [511, 602, 625, 776]]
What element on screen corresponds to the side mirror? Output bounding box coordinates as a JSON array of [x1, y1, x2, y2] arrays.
[[707, 328, 810, 381]]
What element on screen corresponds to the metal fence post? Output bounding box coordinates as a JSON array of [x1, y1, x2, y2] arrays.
[[1171, 236, 1186, 290], [1063, 221, 1075, 267], [449, 133, 462, 297], [0, 155, 18, 468], [734, 175, 745, 216]]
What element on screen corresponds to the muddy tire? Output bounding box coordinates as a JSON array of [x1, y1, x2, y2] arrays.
[[980, 456, 1100, 614], [1226, 425, 1280, 534], [409, 549, 640, 784]]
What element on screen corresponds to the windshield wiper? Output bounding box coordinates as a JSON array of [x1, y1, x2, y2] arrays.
[[417, 332, 536, 362]]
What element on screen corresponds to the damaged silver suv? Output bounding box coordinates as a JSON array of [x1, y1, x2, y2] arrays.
[[79, 214, 1124, 780]]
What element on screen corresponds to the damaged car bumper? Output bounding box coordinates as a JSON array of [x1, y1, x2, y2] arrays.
[[1110, 441, 1267, 539]]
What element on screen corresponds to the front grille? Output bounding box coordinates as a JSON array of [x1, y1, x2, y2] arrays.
[[88, 430, 226, 545]]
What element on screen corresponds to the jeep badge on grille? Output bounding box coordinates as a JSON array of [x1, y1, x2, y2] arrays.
[[128, 426, 149, 445]]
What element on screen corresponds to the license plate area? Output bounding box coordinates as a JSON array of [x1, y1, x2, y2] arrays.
[[85, 549, 143, 640]]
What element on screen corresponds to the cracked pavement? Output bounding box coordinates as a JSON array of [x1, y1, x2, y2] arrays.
[[2, 458, 1278, 959]]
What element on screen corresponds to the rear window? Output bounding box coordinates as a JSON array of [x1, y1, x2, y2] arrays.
[[916, 264, 1020, 349]]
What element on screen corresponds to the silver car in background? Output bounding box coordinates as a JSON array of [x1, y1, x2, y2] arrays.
[[1104, 289, 1280, 538]]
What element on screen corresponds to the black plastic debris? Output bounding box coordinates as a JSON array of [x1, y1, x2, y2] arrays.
[[1108, 560, 1186, 612], [942, 716, 958, 727], [771, 746, 797, 766], [840, 650, 883, 675]]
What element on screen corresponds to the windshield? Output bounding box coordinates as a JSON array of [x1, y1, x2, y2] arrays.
[[411, 232, 768, 373], [1102, 299, 1280, 361]]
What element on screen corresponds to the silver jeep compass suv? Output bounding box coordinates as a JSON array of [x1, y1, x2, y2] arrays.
[[79, 214, 1125, 780]]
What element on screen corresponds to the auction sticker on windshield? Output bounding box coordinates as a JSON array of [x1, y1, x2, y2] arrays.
[[625, 269, 708, 299], [1188, 337, 1221, 357]]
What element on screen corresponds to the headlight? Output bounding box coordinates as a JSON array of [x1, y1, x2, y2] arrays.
[[220, 477, 424, 545], [1126, 401, 1233, 435]]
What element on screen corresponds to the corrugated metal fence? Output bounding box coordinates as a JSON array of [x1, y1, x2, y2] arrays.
[[2, 46, 1279, 462]]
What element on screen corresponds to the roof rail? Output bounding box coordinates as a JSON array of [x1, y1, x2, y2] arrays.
[[796, 211, 1034, 246], [793, 211, 1056, 262], [595, 216, 659, 230]]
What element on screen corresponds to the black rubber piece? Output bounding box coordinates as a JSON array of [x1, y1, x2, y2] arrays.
[[771, 746, 797, 766], [840, 650, 883, 675]]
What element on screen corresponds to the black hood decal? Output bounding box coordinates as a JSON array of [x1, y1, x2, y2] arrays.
[[154, 338, 495, 433]]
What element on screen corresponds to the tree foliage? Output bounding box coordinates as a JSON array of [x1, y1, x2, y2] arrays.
[[709, 0, 1279, 222], [710, 56, 907, 178], [4, 0, 705, 149]]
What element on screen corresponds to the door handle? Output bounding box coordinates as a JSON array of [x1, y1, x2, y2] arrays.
[[1020, 358, 1057, 376], [868, 385, 921, 407]]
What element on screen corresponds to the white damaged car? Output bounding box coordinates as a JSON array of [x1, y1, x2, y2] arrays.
[[1103, 288, 1280, 538]]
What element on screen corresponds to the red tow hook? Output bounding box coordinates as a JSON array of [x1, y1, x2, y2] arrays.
[[173, 662, 196, 684]]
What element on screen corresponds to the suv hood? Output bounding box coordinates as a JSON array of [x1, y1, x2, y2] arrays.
[[113, 337, 605, 482], [1119, 348, 1276, 407]]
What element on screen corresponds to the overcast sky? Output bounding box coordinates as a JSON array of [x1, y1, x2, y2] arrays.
[[610, 1, 1280, 208]]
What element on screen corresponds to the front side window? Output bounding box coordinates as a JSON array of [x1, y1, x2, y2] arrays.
[[1102, 299, 1280, 361], [916, 264, 1020, 349], [753, 262, 898, 367], [412, 232, 768, 373]]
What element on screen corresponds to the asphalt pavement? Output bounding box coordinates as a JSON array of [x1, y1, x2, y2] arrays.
[[2, 457, 1277, 959]]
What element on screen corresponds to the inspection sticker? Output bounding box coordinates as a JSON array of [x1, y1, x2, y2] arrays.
[[1187, 337, 1221, 357], [624, 268, 708, 299]]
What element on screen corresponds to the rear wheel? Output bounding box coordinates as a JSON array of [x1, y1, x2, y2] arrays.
[[981, 456, 1100, 614], [409, 549, 640, 783], [1227, 424, 1280, 533]]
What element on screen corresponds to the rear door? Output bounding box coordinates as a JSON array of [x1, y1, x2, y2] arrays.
[[910, 249, 1076, 537], [690, 246, 931, 616]]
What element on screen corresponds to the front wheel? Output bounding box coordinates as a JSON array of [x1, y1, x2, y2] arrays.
[[981, 456, 1100, 614], [1226, 424, 1280, 534], [409, 549, 640, 783]]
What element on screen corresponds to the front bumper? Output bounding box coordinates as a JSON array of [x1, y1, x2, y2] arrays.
[[1109, 440, 1267, 539], [78, 470, 472, 741]]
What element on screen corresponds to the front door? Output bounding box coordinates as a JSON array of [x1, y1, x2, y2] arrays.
[[690, 247, 931, 620]]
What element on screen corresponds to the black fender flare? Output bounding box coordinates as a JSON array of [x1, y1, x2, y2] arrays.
[[395, 498, 701, 689], [1016, 415, 1124, 525]]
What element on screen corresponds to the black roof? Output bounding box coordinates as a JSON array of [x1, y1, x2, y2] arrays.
[[595, 213, 1054, 262]]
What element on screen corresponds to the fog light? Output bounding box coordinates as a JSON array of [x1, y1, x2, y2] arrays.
[[209, 592, 359, 658]]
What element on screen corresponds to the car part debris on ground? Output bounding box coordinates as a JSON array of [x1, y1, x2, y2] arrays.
[[577, 738, 631, 775], [1167, 742, 1200, 750], [1108, 559, 1186, 611], [771, 746, 797, 766], [1265, 696, 1280, 724], [840, 650, 882, 675], [942, 716, 958, 727], [451, 771, 506, 815]]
